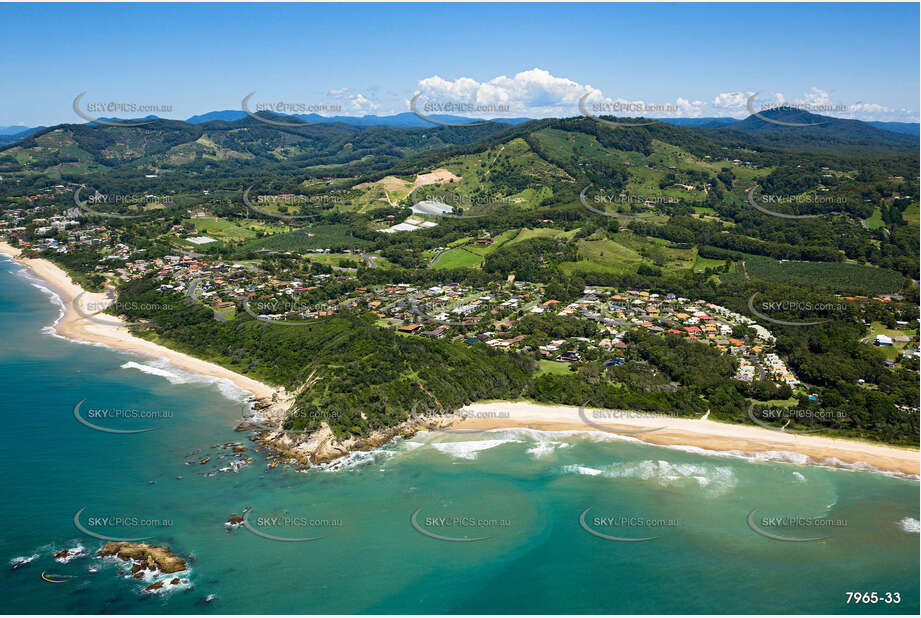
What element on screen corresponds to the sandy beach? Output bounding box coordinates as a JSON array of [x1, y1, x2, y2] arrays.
[[0, 242, 277, 400], [2, 242, 917, 476], [455, 401, 920, 476]]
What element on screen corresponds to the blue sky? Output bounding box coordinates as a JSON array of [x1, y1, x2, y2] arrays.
[[2, 2, 919, 126]]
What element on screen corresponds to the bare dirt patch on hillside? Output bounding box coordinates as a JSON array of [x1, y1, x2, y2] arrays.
[[413, 168, 462, 188]]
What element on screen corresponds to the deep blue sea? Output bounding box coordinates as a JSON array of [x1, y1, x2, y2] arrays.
[[1, 255, 918, 614]]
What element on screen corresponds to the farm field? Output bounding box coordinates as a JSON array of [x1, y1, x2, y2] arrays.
[[242, 224, 370, 252], [186, 216, 286, 241], [743, 254, 905, 295], [432, 228, 521, 270]]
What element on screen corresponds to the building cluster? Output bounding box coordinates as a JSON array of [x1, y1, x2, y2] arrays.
[[4, 193, 886, 395]]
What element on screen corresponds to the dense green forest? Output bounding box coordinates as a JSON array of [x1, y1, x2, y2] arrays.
[[112, 277, 919, 445], [5, 110, 918, 446]]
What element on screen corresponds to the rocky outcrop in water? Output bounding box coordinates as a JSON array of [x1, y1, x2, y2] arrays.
[[96, 541, 187, 575], [247, 405, 458, 467]]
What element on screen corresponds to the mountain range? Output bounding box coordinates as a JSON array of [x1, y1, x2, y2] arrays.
[[0, 107, 917, 179], [1, 107, 918, 148]]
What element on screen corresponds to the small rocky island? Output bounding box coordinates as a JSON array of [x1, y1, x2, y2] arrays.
[[96, 541, 187, 576]]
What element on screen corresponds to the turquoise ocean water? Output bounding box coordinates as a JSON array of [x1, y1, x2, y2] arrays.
[[1, 255, 918, 614]]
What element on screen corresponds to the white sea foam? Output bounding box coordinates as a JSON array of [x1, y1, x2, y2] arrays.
[[120, 359, 250, 402], [429, 438, 520, 460], [318, 448, 397, 472], [605, 460, 737, 492], [561, 459, 738, 495], [14, 268, 66, 330], [792, 471, 807, 482], [570, 432, 920, 480], [527, 439, 572, 459], [53, 544, 87, 564], [898, 517, 920, 533], [9, 554, 39, 569], [561, 464, 603, 476], [453, 428, 574, 459], [141, 575, 192, 595], [11, 264, 251, 405], [311, 436, 421, 473]]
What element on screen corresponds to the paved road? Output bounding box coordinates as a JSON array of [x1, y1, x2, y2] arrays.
[[359, 252, 377, 269], [185, 277, 202, 298]]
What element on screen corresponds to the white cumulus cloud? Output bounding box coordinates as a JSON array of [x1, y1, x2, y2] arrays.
[[712, 91, 754, 109], [415, 68, 705, 118], [410, 71, 916, 122], [348, 93, 377, 112]]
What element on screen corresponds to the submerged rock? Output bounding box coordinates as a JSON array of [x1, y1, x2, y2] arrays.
[[143, 580, 164, 593], [53, 545, 87, 563], [225, 514, 244, 530], [10, 554, 38, 570]]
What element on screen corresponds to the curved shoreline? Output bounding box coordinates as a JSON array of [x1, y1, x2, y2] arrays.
[[3, 242, 917, 477], [0, 242, 277, 400], [452, 401, 920, 477]]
